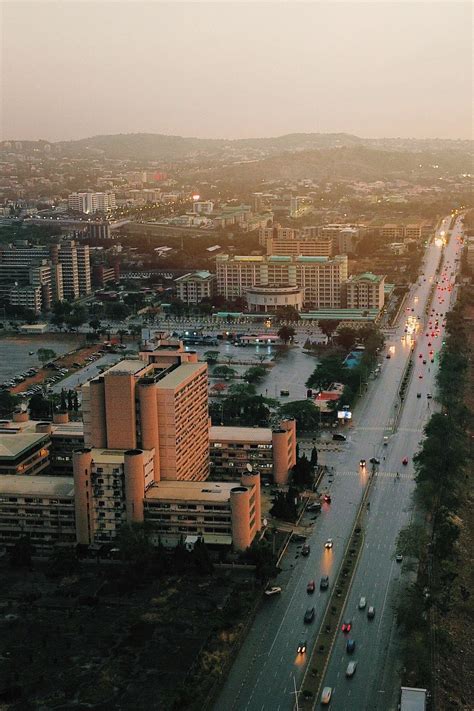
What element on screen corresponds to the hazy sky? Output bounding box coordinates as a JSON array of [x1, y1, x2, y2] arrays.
[[1, 1, 472, 141]]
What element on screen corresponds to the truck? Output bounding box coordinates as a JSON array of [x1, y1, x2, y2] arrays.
[[400, 686, 427, 711]]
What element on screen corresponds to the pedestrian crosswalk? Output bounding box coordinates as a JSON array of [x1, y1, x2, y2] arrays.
[[328, 470, 412, 480]]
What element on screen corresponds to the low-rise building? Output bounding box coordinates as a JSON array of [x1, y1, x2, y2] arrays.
[[209, 419, 296, 485], [0, 475, 75, 551], [0, 425, 50, 477]]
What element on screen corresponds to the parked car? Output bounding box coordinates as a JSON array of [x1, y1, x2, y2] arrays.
[[264, 586, 282, 597]]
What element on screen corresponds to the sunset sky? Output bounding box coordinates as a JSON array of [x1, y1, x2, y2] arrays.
[[1, 1, 472, 141]]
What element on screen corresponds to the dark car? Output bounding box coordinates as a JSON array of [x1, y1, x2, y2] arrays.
[[304, 607, 315, 623], [332, 433, 347, 442], [369, 457, 380, 465], [417, 393, 421, 398], [320, 576, 329, 590], [323, 493, 332, 503], [301, 544, 310, 556], [297, 640, 307, 654], [307, 501, 321, 512], [346, 639, 356, 654]]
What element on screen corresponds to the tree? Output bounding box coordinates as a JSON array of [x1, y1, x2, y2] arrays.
[[291, 454, 314, 489], [89, 318, 101, 334], [29, 392, 51, 419], [310, 447, 318, 468], [277, 325, 296, 344], [0, 390, 18, 417], [203, 350, 220, 365], [37, 348, 56, 365], [279, 400, 319, 432], [73, 391, 79, 411], [67, 390, 73, 411], [318, 320, 339, 338], [213, 365, 236, 379], [244, 538, 276, 580], [9, 536, 33, 568], [66, 305, 87, 329], [335, 327, 357, 351], [60, 389, 67, 410], [306, 354, 346, 390], [104, 302, 131, 320], [243, 366, 267, 384]]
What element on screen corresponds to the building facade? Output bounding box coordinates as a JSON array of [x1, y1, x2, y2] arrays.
[[216, 254, 348, 309], [68, 192, 116, 214], [175, 270, 216, 304], [344, 272, 386, 309]]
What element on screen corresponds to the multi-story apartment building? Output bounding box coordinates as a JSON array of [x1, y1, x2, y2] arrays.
[[344, 272, 386, 309], [0, 239, 91, 309], [216, 254, 348, 309], [175, 270, 216, 304], [68, 192, 116, 214], [81, 354, 209, 482], [209, 419, 296, 485], [192, 200, 214, 215], [259, 225, 298, 247]]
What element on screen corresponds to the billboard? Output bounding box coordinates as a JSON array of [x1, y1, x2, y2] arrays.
[[337, 410, 352, 420]]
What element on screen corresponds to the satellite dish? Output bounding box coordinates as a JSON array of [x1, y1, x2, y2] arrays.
[[246, 463, 253, 473]]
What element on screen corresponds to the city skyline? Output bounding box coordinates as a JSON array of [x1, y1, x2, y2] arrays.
[[1, 1, 472, 142]]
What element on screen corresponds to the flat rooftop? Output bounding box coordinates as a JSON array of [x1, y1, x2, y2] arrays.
[[0, 432, 49, 460], [102, 359, 147, 376], [209, 426, 272, 443], [89, 447, 154, 465], [0, 475, 75, 498], [155, 362, 206, 389], [145, 480, 239, 504]]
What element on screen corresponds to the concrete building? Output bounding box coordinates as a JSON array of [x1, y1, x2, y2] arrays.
[[0, 475, 76, 551], [175, 270, 216, 304], [216, 254, 348, 309], [92, 263, 120, 288], [68, 192, 116, 214], [192, 200, 214, 215], [245, 284, 304, 313], [0, 421, 50, 477], [209, 419, 296, 485], [344, 272, 386, 310], [82, 353, 209, 482]]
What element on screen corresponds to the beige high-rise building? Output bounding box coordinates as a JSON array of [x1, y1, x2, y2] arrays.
[[216, 253, 348, 309], [344, 272, 386, 309]]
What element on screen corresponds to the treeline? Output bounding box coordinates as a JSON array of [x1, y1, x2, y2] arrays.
[[395, 286, 472, 690]]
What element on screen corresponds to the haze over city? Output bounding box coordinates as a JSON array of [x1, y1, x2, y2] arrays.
[[1, 0, 472, 142]]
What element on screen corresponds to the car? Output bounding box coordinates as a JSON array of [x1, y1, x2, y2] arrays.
[[417, 393, 421, 398], [419, 353, 423, 358], [341, 620, 352, 633], [427, 393, 432, 399], [396, 554, 403, 563], [346, 639, 356, 653], [304, 607, 315, 623], [307, 580, 316, 593], [367, 606, 375, 619], [369, 457, 380, 465], [423, 360, 427, 365], [358, 596, 366, 609], [386, 354, 391, 359], [346, 661, 358, 678], [359, 458, 366, 467], [320, 576, 329, 590], [323, 493, 332, 503], [431, 359, 435, 363], [297, 640, 307, 654], [302, 543, 310, 556], [307, 501, 321, 512], [264, 586, 282, 596], [402, 457, 408, 465], [428, 342, 432, 347], [321, 687, 332, 705], [332, 433, 346, 442], [325, 538, 333, 549]]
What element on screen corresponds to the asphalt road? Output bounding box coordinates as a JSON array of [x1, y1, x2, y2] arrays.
[[319, 216, 463, 711], [213, 215, 463, 711]]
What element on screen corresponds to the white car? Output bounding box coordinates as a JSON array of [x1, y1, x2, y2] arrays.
[[321, 686, 332, 704], [264, 586, 282, 597], [325, 538, 333, 549], [358, 596, 366, 609], [346, 661, 358, 677]]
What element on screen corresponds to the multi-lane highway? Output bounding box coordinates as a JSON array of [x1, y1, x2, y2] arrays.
[[213, 214, 464, 711]]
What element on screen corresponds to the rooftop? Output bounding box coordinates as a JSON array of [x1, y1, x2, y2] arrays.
[[210, 426, 272, 443], [102, 359, 147, 376], [145, 480, 240, 503], [348, 272, 384, 283], [155, 362, 206, 390], [0, 475, 75, 497], [0, 432, 49, 460], [89, 448, 154, 465]]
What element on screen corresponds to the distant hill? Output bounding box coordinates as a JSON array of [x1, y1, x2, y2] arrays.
[[51, 132, 472, 161]]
